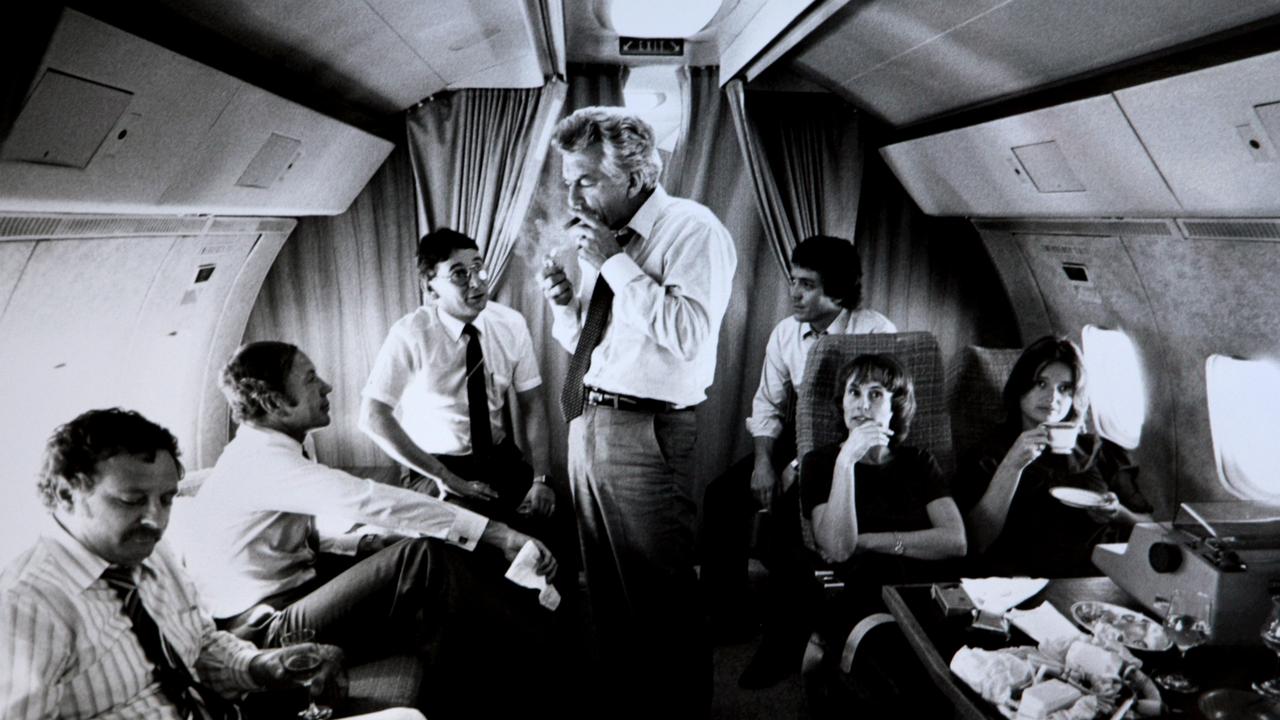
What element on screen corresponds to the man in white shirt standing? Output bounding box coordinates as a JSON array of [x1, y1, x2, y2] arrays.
[[188, 342, 557, 717], [540, 106, 737, 719], [360, 228, 562, 549], [704, 235, 896, 689]]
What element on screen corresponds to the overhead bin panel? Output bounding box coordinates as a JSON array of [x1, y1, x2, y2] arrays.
[[880, 95, 1181, 217], [0, 11, 239, 213], [1116, 50, 1280, 215], [158, 83, 389, 216], [0, 10, 392, 216]]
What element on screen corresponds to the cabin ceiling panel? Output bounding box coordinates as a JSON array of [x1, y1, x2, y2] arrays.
[[881, 95, 1181, 217], [0, 10, 240, 213], [1117, 50, 1280, 215], [149, 0, 441, 113], [374, 0, 542, 89], [788, 0, 1280, 126]]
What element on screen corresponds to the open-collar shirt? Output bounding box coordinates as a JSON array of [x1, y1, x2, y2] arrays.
[[186, 423, 488, 618]]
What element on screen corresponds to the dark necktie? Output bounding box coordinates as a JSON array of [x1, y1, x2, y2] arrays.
[[560, 229, 636, 422], [101, 565, 236, 720], [463, 323, 493, 452]]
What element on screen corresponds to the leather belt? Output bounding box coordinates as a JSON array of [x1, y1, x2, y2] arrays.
[[584, 387, 688, 413]]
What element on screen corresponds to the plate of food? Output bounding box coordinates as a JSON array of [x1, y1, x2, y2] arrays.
[[1070, 601, 1173, 652], [1049, 487, 1115, 510]]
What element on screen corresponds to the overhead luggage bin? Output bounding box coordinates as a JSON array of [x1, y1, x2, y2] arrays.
[[880, 95, 1181, 218], [1116, 49, 1280, 216]]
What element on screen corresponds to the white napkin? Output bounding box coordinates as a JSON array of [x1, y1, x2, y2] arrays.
[[960, 577, 1049, 615], [1006, 602, 1085, 645], [504, 540, 560, 611]]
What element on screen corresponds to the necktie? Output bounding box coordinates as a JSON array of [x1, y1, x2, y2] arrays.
[[463, 323, 493, 452], [101, 565, 236, 720], [560, 229, 636, 422]]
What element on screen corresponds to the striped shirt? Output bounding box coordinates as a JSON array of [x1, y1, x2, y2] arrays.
[[0, 519, 261, 720]]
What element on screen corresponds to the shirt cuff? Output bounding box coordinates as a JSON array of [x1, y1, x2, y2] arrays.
[[599, 252, 645, 289], [224, 636, 265, 690], [446, 507, 489, 551]]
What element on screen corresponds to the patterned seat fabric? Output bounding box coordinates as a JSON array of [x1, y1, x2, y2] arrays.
[[797, 332, 954, 474], [946, 345, 1023, 464]]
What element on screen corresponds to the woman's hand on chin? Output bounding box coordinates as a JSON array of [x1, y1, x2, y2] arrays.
[[841, 419, 892, 464]]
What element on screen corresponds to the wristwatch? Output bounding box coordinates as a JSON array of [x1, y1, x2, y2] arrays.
[[532, 474, 548, 484], [892, 532, 905, 555]]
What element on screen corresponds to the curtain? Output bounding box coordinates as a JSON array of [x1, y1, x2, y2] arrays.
[[243, 145, 419, 467], [725, 79, 864, 276], [407, 80, 567, 285], [669, 67, 790, 486], [490, 64, 629, 486]]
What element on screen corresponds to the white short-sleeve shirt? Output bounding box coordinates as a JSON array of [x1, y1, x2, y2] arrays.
[[364, 301, 542, 455]]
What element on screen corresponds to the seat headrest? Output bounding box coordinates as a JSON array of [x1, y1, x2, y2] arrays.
[[797, 331, 953, 472]]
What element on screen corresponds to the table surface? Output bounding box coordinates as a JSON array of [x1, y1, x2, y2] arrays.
[[883, 577, 1276, 720]]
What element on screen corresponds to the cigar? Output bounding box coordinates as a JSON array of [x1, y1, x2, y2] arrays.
[[563, 217, 580, 230]]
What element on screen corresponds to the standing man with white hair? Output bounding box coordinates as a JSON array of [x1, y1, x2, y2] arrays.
[[541, 106, 737, 718]]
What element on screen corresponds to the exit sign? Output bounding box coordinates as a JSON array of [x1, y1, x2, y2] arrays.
[[619, 37, 684, 56]]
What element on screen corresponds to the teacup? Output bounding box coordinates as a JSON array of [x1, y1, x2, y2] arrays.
[[1043, 422, 1080, 454]]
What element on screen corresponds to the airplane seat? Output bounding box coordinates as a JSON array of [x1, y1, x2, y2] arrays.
[[946, 345, 1023, 464], [167, 470, 425, 716], [794, 331, 953, 685], [796, 331, 954, 488]]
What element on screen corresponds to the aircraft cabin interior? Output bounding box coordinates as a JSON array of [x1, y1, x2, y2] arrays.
[[4, 1, 1280, 718]]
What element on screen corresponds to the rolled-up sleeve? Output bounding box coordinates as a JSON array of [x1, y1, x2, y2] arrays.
[[745, 324, 791, 439]]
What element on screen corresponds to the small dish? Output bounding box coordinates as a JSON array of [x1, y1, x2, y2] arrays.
[[1070, 600, 1173, 652], [1049, 486, 1113, 510]]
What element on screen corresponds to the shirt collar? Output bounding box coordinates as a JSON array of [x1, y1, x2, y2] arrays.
[[236, 421, 307, 455], [435, 306, 479, 343], [41, 515, 160, 591], [624, 184, 672, 241], [803, 308, 850, 339]]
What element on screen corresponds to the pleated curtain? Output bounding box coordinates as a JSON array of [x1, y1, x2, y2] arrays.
[[407, 80, 568, 286], [725, 78, 863, 276]]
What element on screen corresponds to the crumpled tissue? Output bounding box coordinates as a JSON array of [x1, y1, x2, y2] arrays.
[[504, 540, 561, 611]]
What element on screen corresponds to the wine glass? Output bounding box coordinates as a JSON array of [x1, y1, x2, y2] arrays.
[[1252, 595, 1280, 697], [1155, 589, 1213, 693], [280, 628, 333, 720]]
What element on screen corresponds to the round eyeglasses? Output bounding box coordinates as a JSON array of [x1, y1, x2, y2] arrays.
[[445, 265, 490, 287]]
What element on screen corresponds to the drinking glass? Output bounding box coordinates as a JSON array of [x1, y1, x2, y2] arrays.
[[280, 628, 333, 720], [1155, 590, 1213, 693], [1252, 595, 1280, 697]]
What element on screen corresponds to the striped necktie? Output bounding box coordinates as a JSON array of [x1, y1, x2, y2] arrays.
[[101, 564, 237, 720], [560, 228, 637, 422]]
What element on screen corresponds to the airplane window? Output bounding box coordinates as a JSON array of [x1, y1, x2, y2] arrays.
[[1081, 325, 1146, 449], [623, 65, 682, 154], [1206, 355, 1280, 502]]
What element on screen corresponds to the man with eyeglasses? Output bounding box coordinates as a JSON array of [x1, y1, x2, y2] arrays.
[[361, 228, 560, 542]]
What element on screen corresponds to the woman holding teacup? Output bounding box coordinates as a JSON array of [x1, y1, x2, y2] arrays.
[[799, 354, 966, 718], [956, 336, 1151, 578]]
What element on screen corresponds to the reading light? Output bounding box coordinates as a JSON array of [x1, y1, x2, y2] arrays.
[[609, 0, 721, 38]]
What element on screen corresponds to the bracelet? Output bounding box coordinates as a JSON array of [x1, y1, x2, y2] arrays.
[[531, 474, 548, 484], [892, 532, 905, 555]]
